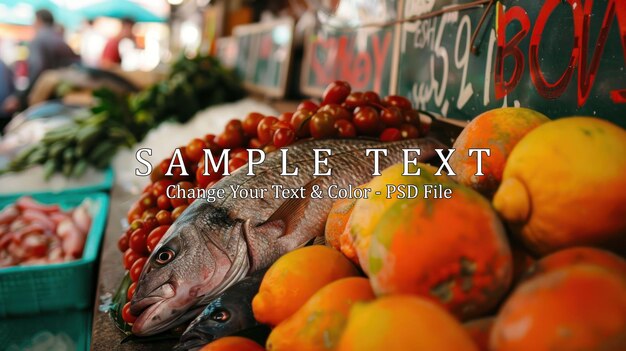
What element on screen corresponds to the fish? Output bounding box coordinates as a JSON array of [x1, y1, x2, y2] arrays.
[[130, 137, 446, 336], [173, 269, 269, 351]]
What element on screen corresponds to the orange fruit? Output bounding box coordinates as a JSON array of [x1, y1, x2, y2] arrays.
[[348, 163, 454, 273], [493, 117, 626, 255], [367, 178, 512, 320], [449, 107, 549, 198], [252, 245, 359, 326], [491, 264, 626, 351], [525, 246, 626, 280], [463, 317, 495, 351], [266, 277, 375, 351], [337, 295, 479, 351], [199, 336, 264, 351]]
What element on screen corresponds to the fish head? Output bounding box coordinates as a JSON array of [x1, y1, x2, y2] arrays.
[[130, 202, 250, 336]]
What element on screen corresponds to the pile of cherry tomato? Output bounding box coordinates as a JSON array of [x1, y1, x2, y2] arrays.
[[117, 81, 430, 324]]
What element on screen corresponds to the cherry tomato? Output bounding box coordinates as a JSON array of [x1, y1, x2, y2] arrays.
[[231, 148, 249, 161], [127, 282, 137, 301], [297, 100, 319, 112], [118, 234, 129, 252], [273, 128, 296, 147], [129, 228, 149, 255], [344, 92, 366, 109], [257, 116, 279, 144], [363, 91, 381, 106], [322, 81, 351, 105], [380, 128, 402, 142], [195, 164, 221, 189], [310, 111, 337, 139], [186, 138, 208, 163], [129, 219, 144, 232], [141, 208, 159, 220], [290, 109, 314, 137], [400, 123, 420, 139], [318, 104, 351, 121], [143, 183, 153, 194], [382, 95, 412, 110], [353, 106, 381, 135], [157, 194, 171, 210], [263, 145, 277, 154], [123, 248, 141, 270], [242, 112, 265, 136], [278, 112, 294, 123], [143, 216, 159, 232], [171, 205, 188, 220], [225, 119, 244, 134], [403, 109, 421, 127], [147, 225, 170, 252], [381, 107, 403, 127], [126, 202, 144, 224], [228, 158, 247, 173], [122, 302, 137, 324], [204, 133, 216, 144], [149, 163, 165, 183], [215, 130, 245, 149], [334, 119, 357, 138], [248, 138, 264, 149], [152, 180, 175, 198], [155, 210, 173, 225], [130, 257, 147, 282]]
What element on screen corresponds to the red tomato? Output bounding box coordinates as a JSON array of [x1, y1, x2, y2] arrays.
[[129, 219, 144, 232], [225, 119, 244, 134], [380, 128, 402, 142], [141, 208, 159, 220], [381, 107, 403, 127], [297, 100, 319, 111], [242, 112, 265, 136], [118, 234, 129, 252], [382, 95, 413, 110], [344, 92, 366, 109], [126, 202, 144, 224], [248, 138, 264, 149], [228, 158, 247, 173], [127, 282, 136, 301], [231, 148, 249, 161], [403, 109, 421, 127], [157, 194, 171, 210], [263, 145, 277, 154], [152, 180, 175, 198], [195, 165, 221, 189], [353, 106, 382, 135], [123, 248, 142, 270], [130, 257, 147, 282], [322, 81, 351, 105], [143, 216, 159, 232], [155, 210, 172, 225], [334, 119, 357, 138], [273, 128, 296, 147], [257, 116, 279, 144], [122, 302, 137, 324], [147, 225, 170, 252], [290, 109, 314, 137], [310, 111, 337, 139], [149, 163, 165, 183], [186, 138, 208, 163], [171, 205, 188, 220], [129, 228, 149, 255], [318, 104, 351, 121], [215, 130, 245, 149], [278, 112, 294, 123], [363, 91, 381, 106], [400, 123, 420, 139]]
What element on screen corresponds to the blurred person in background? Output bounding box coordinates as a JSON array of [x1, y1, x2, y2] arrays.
[[0, 60, 15, 132], [80, 19, 105, 67], [1, 9, 79, 115], [100, 17, 135, 69]]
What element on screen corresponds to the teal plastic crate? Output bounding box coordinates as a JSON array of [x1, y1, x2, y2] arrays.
[[0, 192, 109, 317], [0, 309, 91, 350]]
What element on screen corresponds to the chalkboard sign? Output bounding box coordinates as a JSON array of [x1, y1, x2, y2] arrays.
[[300, 0, 399, 97], [396, 0, 626, 128], [233, 18, 295, 98]]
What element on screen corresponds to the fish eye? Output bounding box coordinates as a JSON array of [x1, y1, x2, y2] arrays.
[[155, 248, 175, 265], [210, 309, 230, 322]]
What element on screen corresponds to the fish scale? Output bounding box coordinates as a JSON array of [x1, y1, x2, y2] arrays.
[[130, 137, 446, 336]]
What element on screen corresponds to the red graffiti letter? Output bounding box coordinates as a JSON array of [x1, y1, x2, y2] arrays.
[[371, 31, 392, 92], [495, 4, 530, 99], [529, 0, 581, 99]]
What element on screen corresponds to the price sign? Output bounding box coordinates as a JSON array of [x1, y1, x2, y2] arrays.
[[396, 0, 626, 127]]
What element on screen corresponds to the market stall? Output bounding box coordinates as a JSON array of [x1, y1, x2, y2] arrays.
[[1, 0, 626, 350]]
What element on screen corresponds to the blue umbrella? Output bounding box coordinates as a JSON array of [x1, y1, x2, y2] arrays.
[[77, 0, 168, 23]]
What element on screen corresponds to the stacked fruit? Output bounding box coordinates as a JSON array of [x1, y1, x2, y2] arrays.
[[116, 81, 431, 325]]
